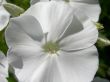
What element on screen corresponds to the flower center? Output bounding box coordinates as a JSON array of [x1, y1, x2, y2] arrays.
[[42, 41, 59, 54]]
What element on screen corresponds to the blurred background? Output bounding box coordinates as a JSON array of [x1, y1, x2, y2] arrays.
[[0, 0, 110, 82]]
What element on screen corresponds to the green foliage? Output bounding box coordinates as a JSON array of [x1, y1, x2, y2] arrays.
[[0, 29, 8, 54], [7, 72, 18, 82], [6, 0, 30, 10], [98, 0, 110, 80]]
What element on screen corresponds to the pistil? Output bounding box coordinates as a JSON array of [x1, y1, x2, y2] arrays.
[[42, 41, 59, 54]]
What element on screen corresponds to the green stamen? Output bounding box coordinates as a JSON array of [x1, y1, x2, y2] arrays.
[[42, 41, 59, 54]]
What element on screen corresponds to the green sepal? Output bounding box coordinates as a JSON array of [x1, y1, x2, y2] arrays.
[[3, 3, 25, 17], [94, 22, 104, 30], [97, 33, 110, 48]]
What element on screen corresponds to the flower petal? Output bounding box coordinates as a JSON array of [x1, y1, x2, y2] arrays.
[[0, 6, 10, 31], [25, 46, 98, 82], [1, 0, 7, 4], [58, 15, 83, 41], [7, 44, 48, 82], [59, 17, 98, 51], [69, 1, 101, 22], [29, 56, 63, 82], [0, 76, 8, 82], [56, 46, 98, 82], [46, 2, 75, 41], [30, 0, 49, 5], [5, 15, 43, 47], [69, 0, 99, 4], [0, 51, 8, 77], [24, 1, 73, 34]]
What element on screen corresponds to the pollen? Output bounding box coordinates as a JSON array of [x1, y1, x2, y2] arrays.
[[42, 41, 59, 54]]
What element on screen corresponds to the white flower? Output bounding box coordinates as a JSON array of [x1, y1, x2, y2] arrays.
[[6, 2, 98, 82], [69, 0, 101, 22], [23, 1, 100, 33], [0, 0, 10, 31], [29, 0, 101, 23], [0, 51, 8, 82]]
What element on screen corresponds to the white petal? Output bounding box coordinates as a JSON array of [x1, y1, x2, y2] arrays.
[[59, 18, 98, 51], [56, 46, 98, 82], [46, 2, 74, 41], [0, 0, 7, 4], [29, 55, 63, 82], [27, 46, 98, 82], [5, 15, 43, 47], [51, 0, 63, 1], [7, 44, 48, 82], [30, 0, 40, 5], [24, 1, 73, 34], [69, 2, 101, 22], [58, 15, 83, 41], [69, 0, 99, 4], [30, 0, 49, 5], [0, 6, 10, 31], [0, 51, 8, 77], [0, 76, 8, 82], [7, 44, 42, 68]]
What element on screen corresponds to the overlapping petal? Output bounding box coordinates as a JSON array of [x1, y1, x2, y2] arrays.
[[30, 55, 63, 82], [0, 51, 8, 82], [9, 45, 98, 82], [7, 44, 48, 82], [30, 0, 49, 5], [53, 0, 101, 22], [56, 46, 98, 82], [0, 76, 8, 82], [69, 0, 98, 4], [5, 15, 43, 47], [23, 1, 73, 33], [48, 15, 83, 42], [0, 0, 7, 4], [59, 16, 98, 51], [69, 1, 101, 22], [30, 0, 101, 22], [0, 6, 10, 31]]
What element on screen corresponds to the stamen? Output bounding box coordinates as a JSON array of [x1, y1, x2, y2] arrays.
[[42, 41, 59, 54]]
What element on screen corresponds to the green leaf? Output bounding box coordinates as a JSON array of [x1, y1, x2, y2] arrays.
[[6, 0, 30, 10], [97, 63, 108, 78], [7, 66, 18, 82], [7, 72, 18, 82], [0, 30, 8, 54]]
